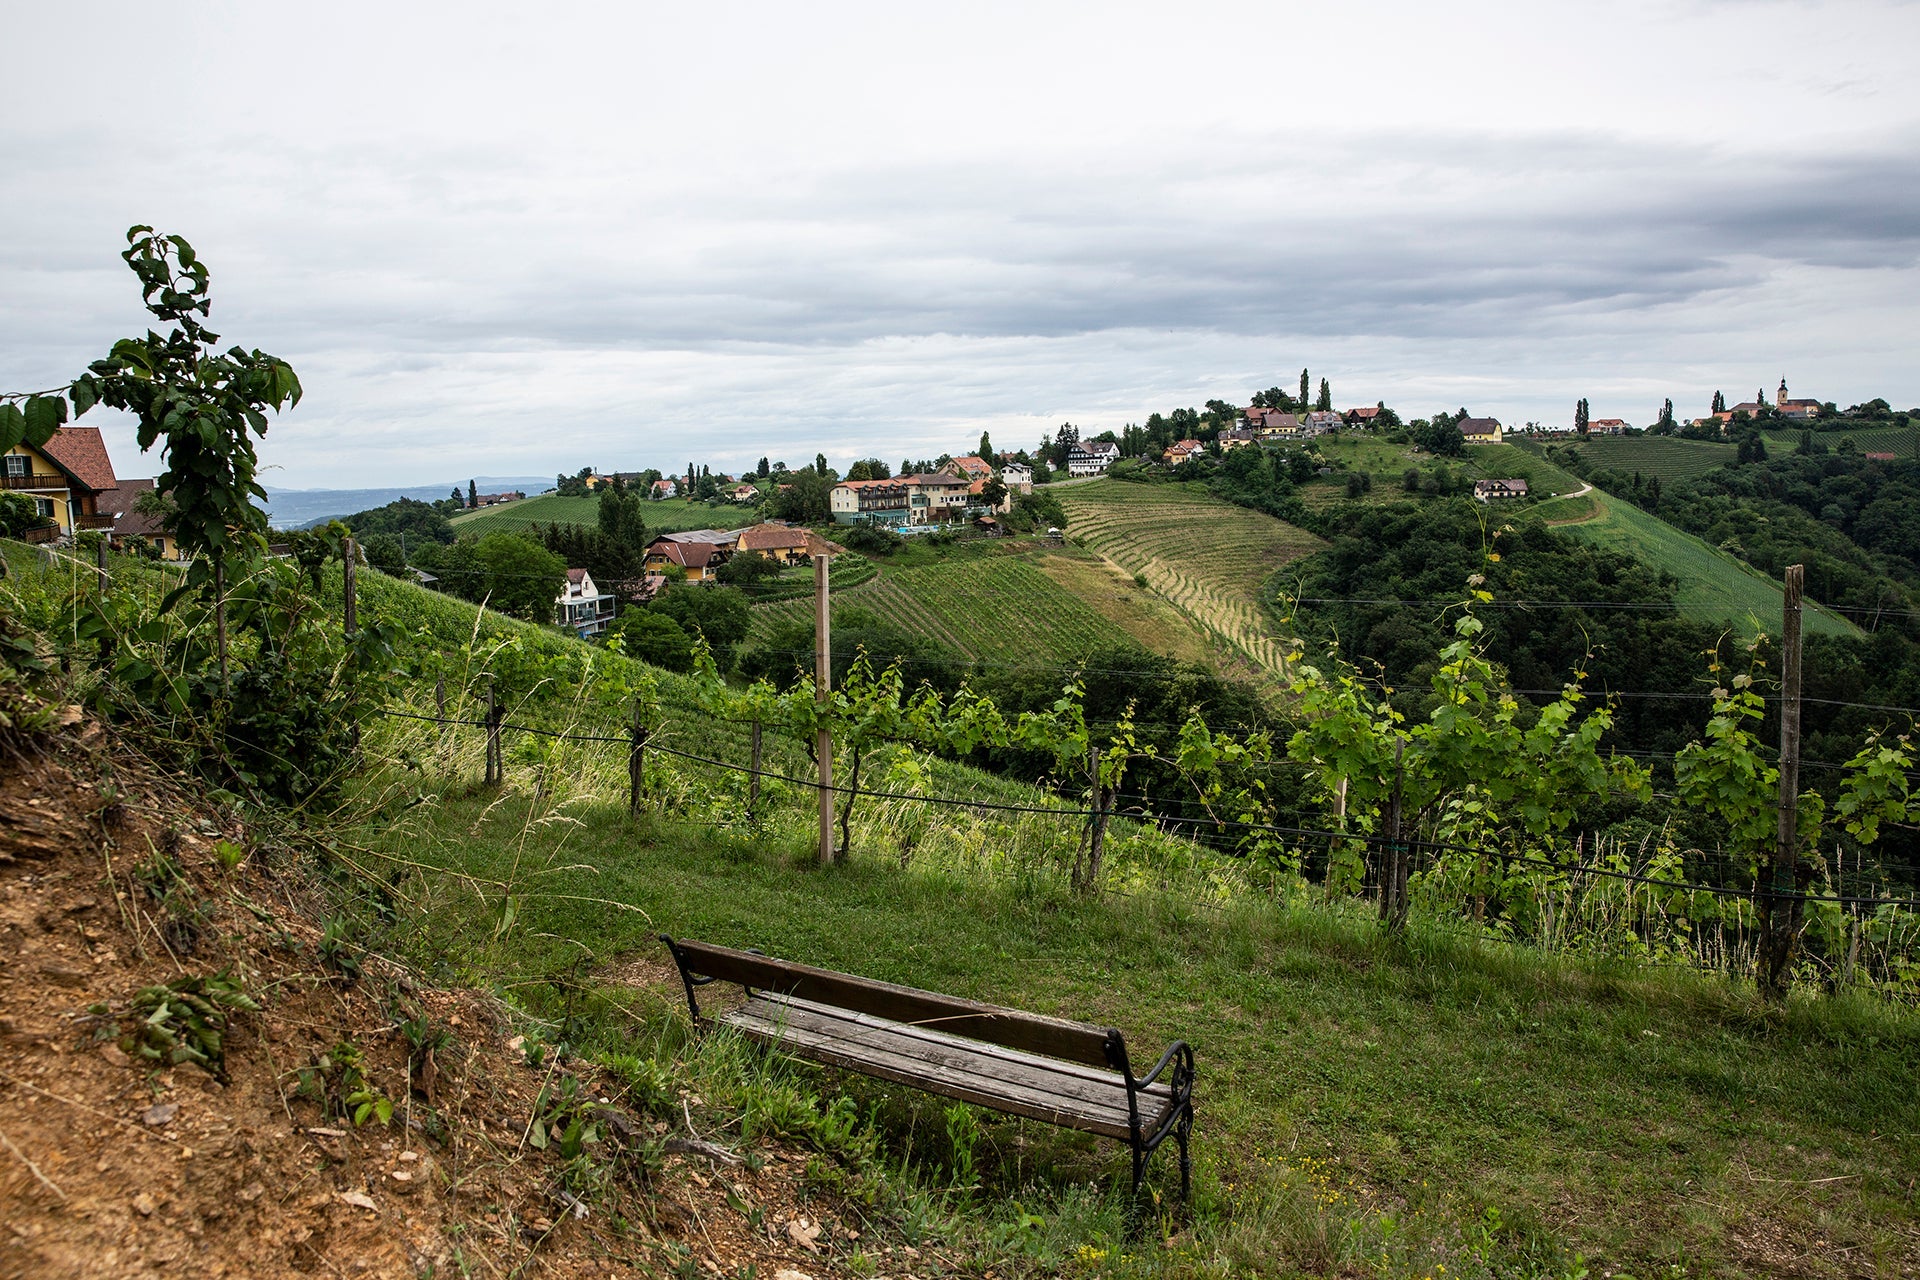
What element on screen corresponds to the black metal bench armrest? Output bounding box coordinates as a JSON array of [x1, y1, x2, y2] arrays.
[[1136, 1040, 1193, 1091]]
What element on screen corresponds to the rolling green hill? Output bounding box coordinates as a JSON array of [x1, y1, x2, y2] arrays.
[[1057, 480, 1323, 681], [1554, 434, 1735, 480], [1556, 490, 1856, 637], [450, 492, 756, 537]]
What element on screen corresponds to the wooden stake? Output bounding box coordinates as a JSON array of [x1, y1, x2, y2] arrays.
[[343, 536, 358, 636], [629, 696, 648, 815], [748, 719, 763, 822], [1380, 738, 1406, 926], [815, 551, 834, 865], [94, 537, 108, 591], [1081, 738, 1109, 894], [435, 676, 446, 724], [213, 559, 229, 692], [485, 682, 501, 787], [1764, 563, 1805, 999]]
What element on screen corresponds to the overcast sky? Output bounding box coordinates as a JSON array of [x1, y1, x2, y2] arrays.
[[4, 0, 1918, 488]]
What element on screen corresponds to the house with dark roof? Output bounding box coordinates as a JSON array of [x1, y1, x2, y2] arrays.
[[3, 426, 119, 539], [642, 528, 741, 581], [1458, 417, 1503, 444], [96, 477, 181, 559], [1065, 441, 1118, 477], [1473, 478, 1529, 502]]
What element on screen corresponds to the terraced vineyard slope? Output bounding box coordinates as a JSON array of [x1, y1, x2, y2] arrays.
[[1057, 480, 1323, 682], [1559, 490, 1856, 638], [750, 544, 1144, 669], [451, 493, 757, 537], [1762, 422, 1919, 460]]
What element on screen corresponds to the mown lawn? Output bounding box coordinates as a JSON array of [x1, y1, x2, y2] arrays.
[[347, 762, 1920, 1280]]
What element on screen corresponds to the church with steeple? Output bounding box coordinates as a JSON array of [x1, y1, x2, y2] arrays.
[[1774, 379, 1822, 421]]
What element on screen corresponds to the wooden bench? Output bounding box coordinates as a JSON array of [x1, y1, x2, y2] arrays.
[[660, 936, 1194, 1203]]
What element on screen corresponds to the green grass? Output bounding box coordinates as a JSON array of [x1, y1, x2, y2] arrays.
[[1457, 442, 1585, 497], [1057, 481, 1323, 684], [450, 492, 758, 537], [343, 744, 1920, 1279], [1557, 435, 1737, 480], [1558, 491, 1856, 637]]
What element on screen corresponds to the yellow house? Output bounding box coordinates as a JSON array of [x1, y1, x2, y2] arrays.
[[96, 477, 182, 559], [3, 427, 119, 538]]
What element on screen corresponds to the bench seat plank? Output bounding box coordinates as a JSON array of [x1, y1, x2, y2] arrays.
[[719, 993, 1176, 1141]]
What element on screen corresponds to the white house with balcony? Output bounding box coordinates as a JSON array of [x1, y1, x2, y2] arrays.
[[557, 568, 616, 638]]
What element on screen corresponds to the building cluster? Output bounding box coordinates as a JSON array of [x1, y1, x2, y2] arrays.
[[828, 457, 1034, 528], [4, 426, 180, 557], [556, 522, 833, 638]]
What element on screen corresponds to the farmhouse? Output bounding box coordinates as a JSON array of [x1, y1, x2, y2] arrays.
[[473, 491, 524, 507], [1458, 417, 1503, 444], [650, 478, 679, 500], [1000, 463, 1034, 493], [1345, 406, 1383, 425], [1066, 440, 1119, 477], [556, 568, 616, 638], [1304, 411, 1343, 434], [948, 455, 994, 482], [643, 529, 739, 581], [1218, 428, 1259, 451], [3, 426, 120, 541], [1163, 438, 1204, 465], [96, 478, 181, 559], [1588, 419, 1628, 435], [734, 522, 813, 565], [729, 483, 759, 502], [1244, 408, 1303, 438], [1472, 478, 1529, 502]]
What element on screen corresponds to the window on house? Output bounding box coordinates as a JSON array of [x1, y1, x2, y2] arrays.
[[34, 498, 54, 518], [4, 454, 27, 478]]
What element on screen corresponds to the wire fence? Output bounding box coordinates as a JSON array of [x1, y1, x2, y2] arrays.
[[371, 699, 1920, 914]]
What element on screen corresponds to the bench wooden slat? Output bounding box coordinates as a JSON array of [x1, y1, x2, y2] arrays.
[[671, 939, 1115, 1068], [748, 992, 1175, 1113], [720, 997, 1173, 1140]]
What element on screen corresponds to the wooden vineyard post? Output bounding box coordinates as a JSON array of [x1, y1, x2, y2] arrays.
[[484, 682, 501, 787], [1387, 739, 1408, 927], [213, 559, 229, 692], [343, 536, 358, 637], [94, 537, 109, 592], [1764, 563, 1806, 999], [748, 719, 763, 822], [815, 549, 835, 865], [435, 676, 446, 725], [629, 695, 649, 815], [1079, 738, 1110, 894]]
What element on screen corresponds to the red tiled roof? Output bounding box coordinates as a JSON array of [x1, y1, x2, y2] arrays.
[[38, 426, 118, 492], [566, 568, 588, 584]]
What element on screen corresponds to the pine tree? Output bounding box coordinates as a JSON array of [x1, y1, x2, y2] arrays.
[[1316, 378, 1332, 412]]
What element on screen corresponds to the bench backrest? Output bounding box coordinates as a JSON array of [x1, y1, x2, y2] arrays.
[[665, 938, 1118, 1069]]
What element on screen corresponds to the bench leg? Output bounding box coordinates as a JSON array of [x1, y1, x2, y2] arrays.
[[1176, 1101, 1193, 1204]]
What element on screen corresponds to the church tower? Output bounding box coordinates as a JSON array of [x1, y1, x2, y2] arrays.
[[1777, 378, 1790, 408]]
